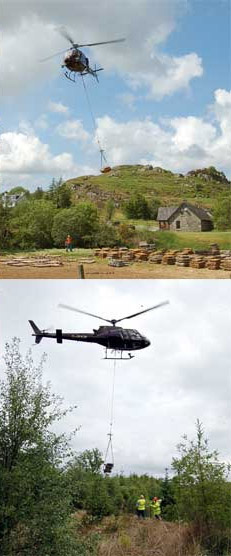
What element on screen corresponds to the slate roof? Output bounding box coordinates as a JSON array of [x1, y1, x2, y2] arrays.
[[157, 202, 213, 222]]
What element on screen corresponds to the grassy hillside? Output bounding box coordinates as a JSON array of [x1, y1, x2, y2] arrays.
[[65, 165, 231, 212]]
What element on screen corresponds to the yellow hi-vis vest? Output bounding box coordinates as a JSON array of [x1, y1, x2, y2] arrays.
[[137, 498, 146, 511], [151, 500, 161, 515]]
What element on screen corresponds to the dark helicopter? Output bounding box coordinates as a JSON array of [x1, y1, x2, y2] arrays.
[[29, 300, 169, 360], [40, 27, 125, 82]]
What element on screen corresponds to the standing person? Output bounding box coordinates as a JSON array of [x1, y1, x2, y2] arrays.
[[150, 497, 162, 520], [65, 234, 73, 252], [136, 494, 146, 519]]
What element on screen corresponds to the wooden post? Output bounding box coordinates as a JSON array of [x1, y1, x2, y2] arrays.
[[78, 264, 85, 279]]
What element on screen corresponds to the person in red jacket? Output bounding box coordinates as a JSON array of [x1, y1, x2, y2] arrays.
[[65, 234, 73, 252]]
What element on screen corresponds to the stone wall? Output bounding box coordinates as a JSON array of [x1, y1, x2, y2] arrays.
[[169, 207, 201, 231]]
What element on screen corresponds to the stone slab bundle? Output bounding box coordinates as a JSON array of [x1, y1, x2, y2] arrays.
[[175, 254, 191, 267], [206, 257, 221, 270], [148, 251, 163, 264], [190, 256, 206, 269], [220, 258, 231, 271], [162, 250, 178, 265]]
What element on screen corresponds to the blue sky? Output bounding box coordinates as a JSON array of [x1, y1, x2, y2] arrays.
[[1, 0, 230, 190]]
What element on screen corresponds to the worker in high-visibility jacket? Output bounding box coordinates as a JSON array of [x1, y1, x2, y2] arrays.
[[150, 497, 162, 519], [136, 495, 146, 519]]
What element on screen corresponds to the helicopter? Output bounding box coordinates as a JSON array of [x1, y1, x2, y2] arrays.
[[29, 300, 169, 360], [40, 27, 125, 82]]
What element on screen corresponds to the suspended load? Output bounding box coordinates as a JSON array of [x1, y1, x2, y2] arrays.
[[100, 166, 111, 174], [103, 431, 114, 474], [103, 462, 114, 474]]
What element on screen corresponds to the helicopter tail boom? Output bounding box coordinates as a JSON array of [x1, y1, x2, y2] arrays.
[[29, 320, 43, 344]]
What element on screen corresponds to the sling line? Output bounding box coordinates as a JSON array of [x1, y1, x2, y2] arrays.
[[81, 75, 108, 169], [104, 359, 117, 470]]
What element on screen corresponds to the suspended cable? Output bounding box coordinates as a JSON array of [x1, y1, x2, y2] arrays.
[[81, 75, 110, 172], [104, 359, 116, 473]]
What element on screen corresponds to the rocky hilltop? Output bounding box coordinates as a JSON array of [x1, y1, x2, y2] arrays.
[[64, 165, 230, 211]]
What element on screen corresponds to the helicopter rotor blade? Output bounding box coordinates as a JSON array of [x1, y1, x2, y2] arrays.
[[58, 26, 75, 46], [114, 301, 169, 324], [78, 38, 126, 47], [39, 49, 69, 62], [58, 304, 112, 324]]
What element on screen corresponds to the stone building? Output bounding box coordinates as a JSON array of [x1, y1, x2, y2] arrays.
[[157, 202, 213, 232]]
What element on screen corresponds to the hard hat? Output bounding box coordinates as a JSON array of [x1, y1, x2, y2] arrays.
[[140, 495, 144, 498]]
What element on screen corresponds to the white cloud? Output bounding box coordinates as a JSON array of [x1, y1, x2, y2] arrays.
[[127, 52, 203, 99], [95, 88, 231, 176], [0, 127, 96, 189], [48, 101, 69, 114], [1, 0, 202, 99], [56, 119, 90, 141]]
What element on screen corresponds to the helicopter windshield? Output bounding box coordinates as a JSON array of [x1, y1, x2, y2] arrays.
[[128, 329, 142, 340]]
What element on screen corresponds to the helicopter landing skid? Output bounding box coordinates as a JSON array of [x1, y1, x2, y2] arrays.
[[103, 349, 134, 360], [64, 71, 76, 82]]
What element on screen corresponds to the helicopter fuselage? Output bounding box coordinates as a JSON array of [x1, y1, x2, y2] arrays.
[[29, 321, 150, 352], [63, 49, 88, 73]]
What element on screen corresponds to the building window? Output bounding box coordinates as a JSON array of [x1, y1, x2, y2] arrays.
[[176, 220, 181, 229]]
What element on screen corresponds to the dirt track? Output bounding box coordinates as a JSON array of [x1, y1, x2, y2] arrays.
[[1, 261, 230, 279]]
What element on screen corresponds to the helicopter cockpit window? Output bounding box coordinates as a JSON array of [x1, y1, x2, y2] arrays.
[[129, 329, 142, 340], [121, 330, 130, 340]]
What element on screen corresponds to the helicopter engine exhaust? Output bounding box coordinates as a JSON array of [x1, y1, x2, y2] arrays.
[[56, 329, 63, 343]]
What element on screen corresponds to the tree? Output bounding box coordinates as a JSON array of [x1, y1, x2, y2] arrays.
[[148, 198, 161, 220], [124, 194, 151, 220], [172, 420, 231, 553], [74, 449, 104, 474], [0, 339, 85, 556], [10, 200, 57, 249], [52, 203, 99, 248], [213, 195, 231, 230], [95, 222, 121, 247], [46, 178, 72, 208], [0, 202, 11, 249]]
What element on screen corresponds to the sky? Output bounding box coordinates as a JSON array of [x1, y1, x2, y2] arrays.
[[1, 0, 231, 191], [1, 279, 231, 476]]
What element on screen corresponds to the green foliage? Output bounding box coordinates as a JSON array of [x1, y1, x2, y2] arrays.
[[124, 193, 151, 219], [46, 178, 72, 208], [95, 222, 121, 247], [147, 198, 161, 220], [8, 187, 29, 195], [172, 420, 231, 553], [0, 202, 11, 249], [105, 199, 115, 221], [31, 187, 45, 200], [118, 223, 136, 246], [10, 200, 57, 249], [52, 203, 99, 247], [160, 468, 176, 520], [0, 338, 90, 556], [213, 195, 231, 230], [75, 449, 104, 474]]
